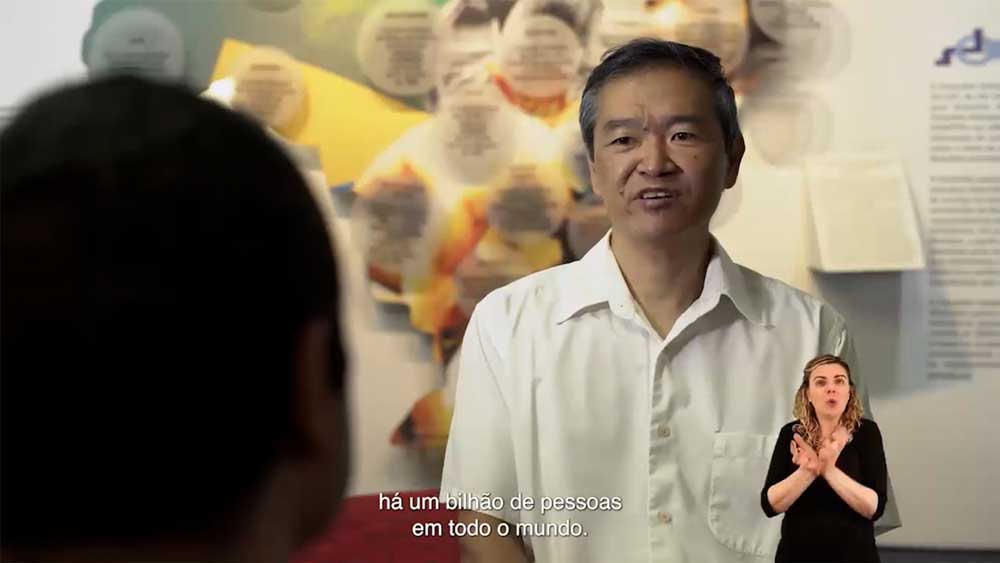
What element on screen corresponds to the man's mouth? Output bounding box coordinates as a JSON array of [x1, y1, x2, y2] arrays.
[[636, 188, 678, 201]]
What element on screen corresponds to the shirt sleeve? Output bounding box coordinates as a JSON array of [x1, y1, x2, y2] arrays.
[[439, 298, 520, 524], [858, 420, 889, 521], [761, 423, 793, 518], [831, 316, 902, 534]]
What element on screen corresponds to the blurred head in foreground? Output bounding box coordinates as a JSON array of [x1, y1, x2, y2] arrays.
[[1, 76, 349, 562]]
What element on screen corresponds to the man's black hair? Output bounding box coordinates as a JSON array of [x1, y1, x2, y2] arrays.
[[579, 37, 741, 159]]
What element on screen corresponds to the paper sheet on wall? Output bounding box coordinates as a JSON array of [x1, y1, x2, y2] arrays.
[[921, 78, 1000, 381], [804, 155, 926, 272]]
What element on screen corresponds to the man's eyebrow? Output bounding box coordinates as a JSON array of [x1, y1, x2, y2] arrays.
[[601, 115, 708, 132], [602, 118, 642, 131]]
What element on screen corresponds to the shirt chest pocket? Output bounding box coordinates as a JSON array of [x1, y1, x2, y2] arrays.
[[708, 432, 781, 557]]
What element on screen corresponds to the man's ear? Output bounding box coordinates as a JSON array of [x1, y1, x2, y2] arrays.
[[284, 319, 350, 544], [288, 319, 343, 459], [587, 150, 606, 200], [724, 133, 745, 190]]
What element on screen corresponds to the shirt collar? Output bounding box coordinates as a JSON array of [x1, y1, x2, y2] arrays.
[[712, 240, 770, 328], [554, 230, 769, 327]]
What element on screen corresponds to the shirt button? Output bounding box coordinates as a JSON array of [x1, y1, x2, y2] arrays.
[[658, 425, 671, 438], [657, 511, 672, 525]]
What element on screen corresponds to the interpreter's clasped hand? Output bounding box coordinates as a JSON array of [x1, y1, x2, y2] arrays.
[[817, 426, 851, 477], [790, 434, 824, 476]]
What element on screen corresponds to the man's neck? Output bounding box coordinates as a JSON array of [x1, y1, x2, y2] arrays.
[[610, 229, 714, 338]]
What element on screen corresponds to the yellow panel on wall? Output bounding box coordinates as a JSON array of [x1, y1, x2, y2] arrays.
[[210, 38, 430, 187]]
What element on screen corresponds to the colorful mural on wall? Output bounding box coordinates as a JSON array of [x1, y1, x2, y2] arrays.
[[81, 0, 845, 450]]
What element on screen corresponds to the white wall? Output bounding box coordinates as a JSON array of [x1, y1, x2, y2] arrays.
[[713, 0, 1000, 549], [858, 1, 999, 549], [0, 1, 96, 108]]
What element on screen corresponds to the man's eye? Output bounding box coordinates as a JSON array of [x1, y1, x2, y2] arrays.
[[610, 136, 633, 146], [672, 132, 696, 141]]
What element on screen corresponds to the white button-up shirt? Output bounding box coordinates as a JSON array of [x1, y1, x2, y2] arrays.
[[441, 231, 899, 562]]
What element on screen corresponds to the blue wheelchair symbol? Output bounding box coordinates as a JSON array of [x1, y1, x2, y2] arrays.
[[936, 29, 1000, 66]]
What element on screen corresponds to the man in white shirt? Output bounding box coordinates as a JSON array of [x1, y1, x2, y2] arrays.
[[441, 38, 900, 562]]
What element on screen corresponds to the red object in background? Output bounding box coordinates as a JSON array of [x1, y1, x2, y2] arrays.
[[293, 489, 460, 563]]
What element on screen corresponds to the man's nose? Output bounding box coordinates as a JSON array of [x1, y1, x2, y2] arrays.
[[638, 136, 676, 177]]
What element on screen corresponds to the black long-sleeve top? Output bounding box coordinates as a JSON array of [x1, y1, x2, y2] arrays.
[[761, 418, 888, 563]]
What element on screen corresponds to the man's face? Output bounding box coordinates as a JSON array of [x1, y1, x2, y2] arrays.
[[588, 66, 742, 244]]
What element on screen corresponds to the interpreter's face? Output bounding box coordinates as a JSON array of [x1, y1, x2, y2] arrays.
[[588, 66, 741, 245], [807, 363, 850, 419]]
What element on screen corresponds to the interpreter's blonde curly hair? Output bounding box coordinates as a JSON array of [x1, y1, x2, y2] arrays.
[[792, 354, 863, 450]]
